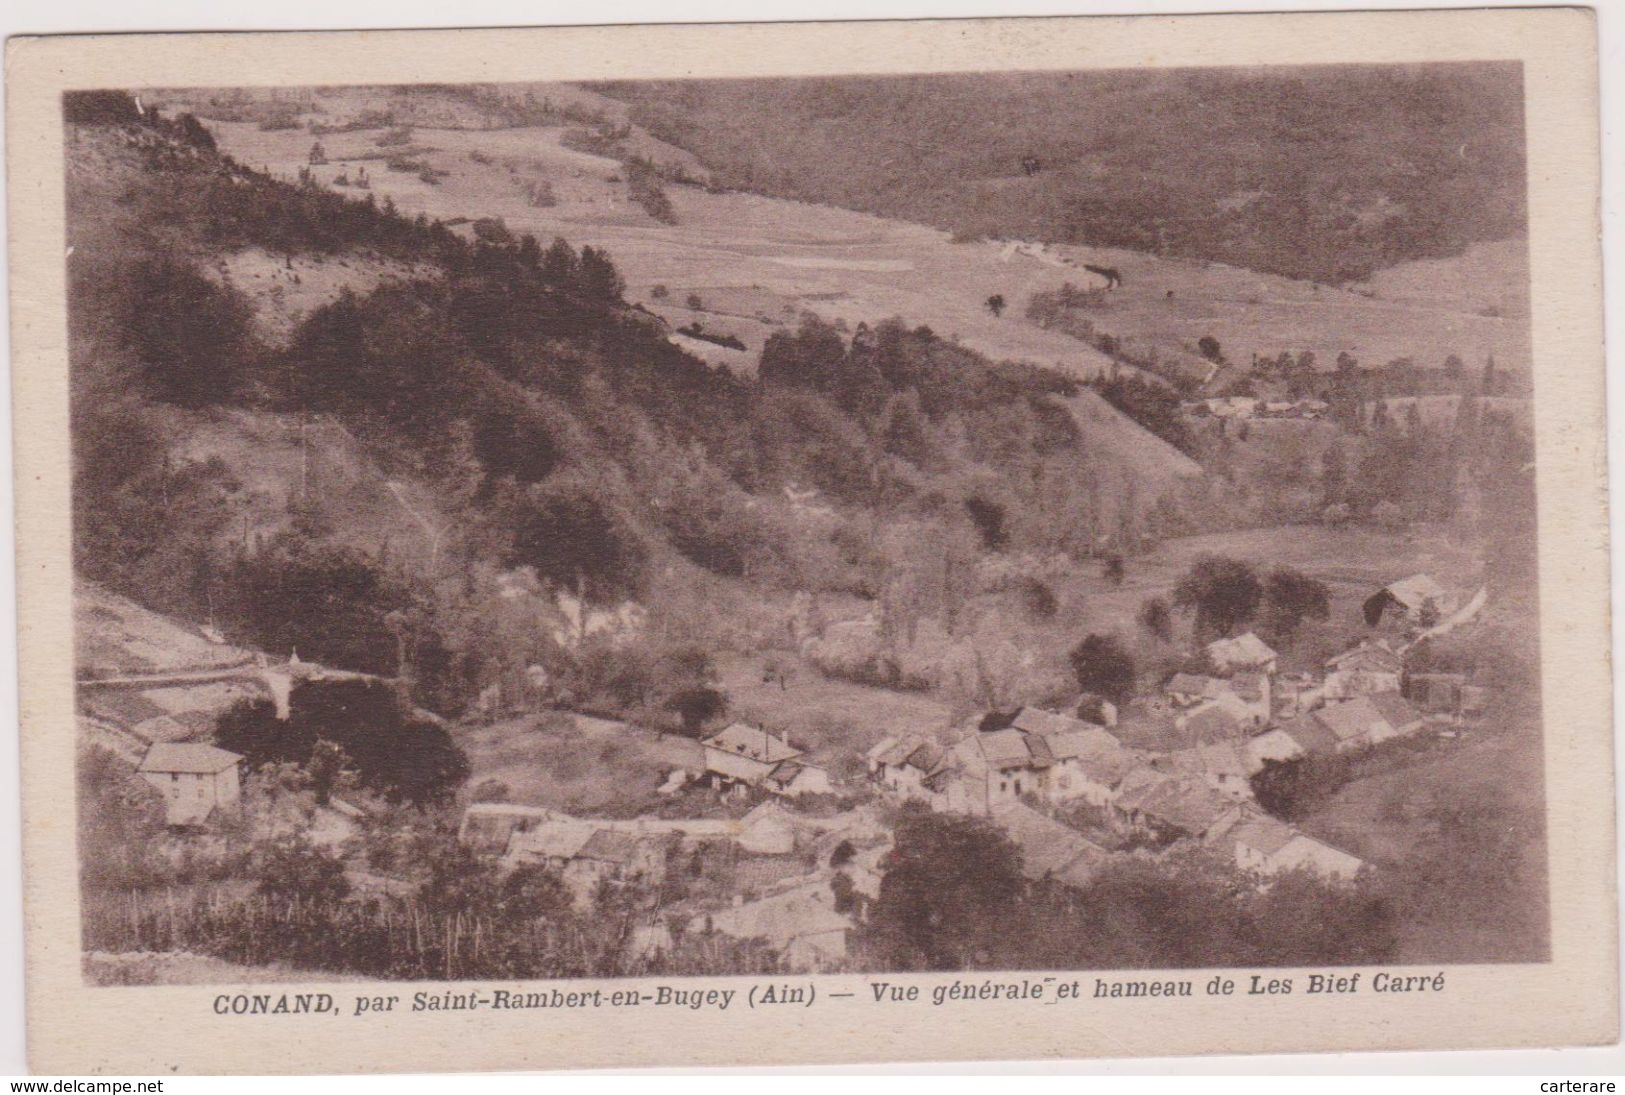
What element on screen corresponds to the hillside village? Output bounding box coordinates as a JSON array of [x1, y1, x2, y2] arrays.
[[68, 83, 1543, 982], [83, 557, 1499, 975]]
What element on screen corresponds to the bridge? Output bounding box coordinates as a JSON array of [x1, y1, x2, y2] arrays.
[[77, 660, 394, 720]]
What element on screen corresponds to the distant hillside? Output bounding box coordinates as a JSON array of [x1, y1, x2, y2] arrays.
[[592, 64, 1527, 285], [68, 94, 1207, 721]]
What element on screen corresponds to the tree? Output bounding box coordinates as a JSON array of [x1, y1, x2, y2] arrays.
[[471, 779, 512, 803], [1068, 633, 1137, 706], [1320, 444, 1347, 505], [1198, 335, 1223, 363], [125, 259, 260, 407], [1417, 597, 1443, 629], [540, 237, 577, 286], [963, 496, 1008, 551], [863, 809, 1027, 970], [1250, 755, 1348, 821], [255, 835, 351, 905], [306, 739, 351, 806], [1172, 555, 1262, 639], [1102, 552, 1126, 586], [1262, 567, 1332, 641], [1137, 596, 1174, 643], [575, 246, 625, 301], [666, 687, 727, 737], [498, 863, 573, 922], [985, 294, 1007, 318], [78, 746, 168, 892]]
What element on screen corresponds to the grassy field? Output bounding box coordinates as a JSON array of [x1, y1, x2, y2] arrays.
[[457, 711, 704, 816], [716, 651, 958, 769], [1298, 722, 1548, 963], [1039, 236, 1530, 379], [186, 109, 1205, 516], [1047, 521, 1483, 674]]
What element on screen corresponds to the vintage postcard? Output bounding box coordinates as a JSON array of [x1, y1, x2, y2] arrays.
[[6, 7, 1614, 1074]]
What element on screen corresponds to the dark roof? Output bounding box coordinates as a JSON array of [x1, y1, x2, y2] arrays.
[[1368, 691, 1424, 730], [1276, 712, 1339, 756], [1326, 643, 1403, 674], [1166, 673, 1218, 697], [1181, 702, 1245, 744], [1315, 697, 1385, 744]]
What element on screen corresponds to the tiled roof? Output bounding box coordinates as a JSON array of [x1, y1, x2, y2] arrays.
[[1367, 691, 1424, 730], [1275, 712, 1339, 755], [1010, 707, 1090, 738], [577, 828, 646, 865], [137, 742, 242, 775], [1205, 631, 1277, 669], [1326, 642, 1403, 674], [1180, 701, 1245, 745], [1166, 672, 1219, 696], [1383, 574, 1450, 611], [700, 879, 851, 945], [1314, 697, 1386, 744], [1272, 834, 1365, 877], [703, 722, 801, 764], [990, 800, 1108, 883], [507, 821, 598, 862], [1229, 815, 1298, 857], [1136, 777, 1236, 835], [977, 728, 1042, 770]]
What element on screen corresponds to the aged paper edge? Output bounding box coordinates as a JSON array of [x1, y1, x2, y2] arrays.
[[6, 8, 1615, 1074]]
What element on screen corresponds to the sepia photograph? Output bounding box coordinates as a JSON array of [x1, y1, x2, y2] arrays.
[[8, 7, 1614, 1074], [65, 61, 1544, 985]]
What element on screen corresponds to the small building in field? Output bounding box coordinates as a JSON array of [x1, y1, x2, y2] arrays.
[[137, 742, 243, 827], [1363, 574, 1458, 628], [1204, 632, 1279, 676], [1324, 641, 1404, 700]]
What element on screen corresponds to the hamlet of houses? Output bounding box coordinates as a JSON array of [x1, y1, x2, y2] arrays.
[[440, 571, 1486, 970], [94, 565, 1486, 972]]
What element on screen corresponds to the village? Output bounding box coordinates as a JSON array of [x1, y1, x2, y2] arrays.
[[61, 81, 1541, 984], [85, 562, 1491, 975]]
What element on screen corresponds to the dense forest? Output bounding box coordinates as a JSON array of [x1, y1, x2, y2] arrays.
[[592, 64, 1527, 284]]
